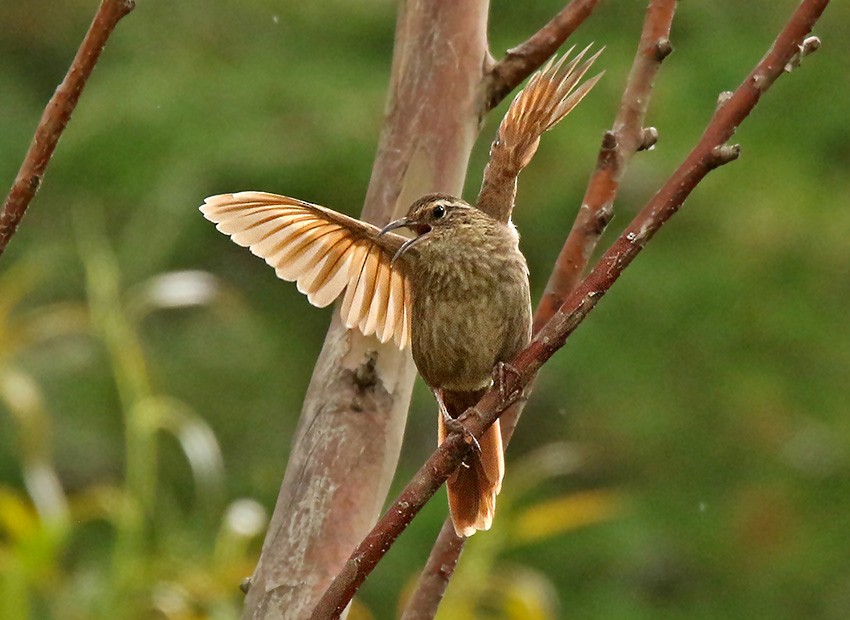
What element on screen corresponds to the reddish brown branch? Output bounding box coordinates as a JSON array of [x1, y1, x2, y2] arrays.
[[398, 519, 465, 620], [311, 0, 827, 616], [402, 4, 678, 616], [534, 0, 677, 333], [0, 0, 135, 258], [483, 0, 601, 112], [308, 406, 496, 619]]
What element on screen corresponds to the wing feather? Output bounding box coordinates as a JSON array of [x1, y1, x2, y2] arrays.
[[364, 256, 391, 340], [355, 246, 380, 332], [201, 191, 412, 348], [340, 242, 369, 326], [305, 238, 357, 307], [382, 268, 401, 345], [297, 230, 349, 296], [399, 276, 413, 348]]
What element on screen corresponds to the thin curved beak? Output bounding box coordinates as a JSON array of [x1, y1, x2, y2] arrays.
[[391, 236, 420, 264], [379, 217, 411, 236], [379, 217, 425, 263]]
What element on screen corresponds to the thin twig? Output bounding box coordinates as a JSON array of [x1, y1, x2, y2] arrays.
[[403, 4, 677, 616], [0, 0, 135, 258], [483, 0, 601, 112], [311, 1, 828, 615], [398, 519, 465, 620], [534, 0, 676, 333]]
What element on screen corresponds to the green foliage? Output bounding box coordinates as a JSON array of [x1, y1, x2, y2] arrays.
[[0, 221, 260, 617], [2, 1, 849, 618]]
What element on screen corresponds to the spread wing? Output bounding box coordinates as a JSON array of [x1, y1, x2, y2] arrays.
[[200, 191, 412, 348]]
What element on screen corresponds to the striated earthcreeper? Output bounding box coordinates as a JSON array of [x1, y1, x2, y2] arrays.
[[200, 46, 602, 536]]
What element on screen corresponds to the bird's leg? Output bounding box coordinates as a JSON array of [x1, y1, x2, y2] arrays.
[[434, 389, 480, 454], [493, 361, 522, 404]]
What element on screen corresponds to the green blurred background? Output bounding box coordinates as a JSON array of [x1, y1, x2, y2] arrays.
[[2, 1, 849, 618]]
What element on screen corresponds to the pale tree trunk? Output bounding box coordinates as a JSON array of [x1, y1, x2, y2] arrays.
[[241, 2, 491, 617]]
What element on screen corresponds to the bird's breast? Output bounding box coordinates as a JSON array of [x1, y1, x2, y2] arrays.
[[409, 249, 531, 392]]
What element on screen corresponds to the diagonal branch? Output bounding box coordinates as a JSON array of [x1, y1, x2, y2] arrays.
[[398, 520, 465, 620], [483, 0, 602, 112], [0, 0, 136, 258], [533, 0, 676, 333], [402, 3, 678, 616], [311, 0, 828, 616]]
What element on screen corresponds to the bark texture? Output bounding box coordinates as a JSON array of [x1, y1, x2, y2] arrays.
[[241, 1, 491, 617]]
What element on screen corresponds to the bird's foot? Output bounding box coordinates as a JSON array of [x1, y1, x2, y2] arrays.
[[493, 361, 522, 404], [441, 407, 481, 454]]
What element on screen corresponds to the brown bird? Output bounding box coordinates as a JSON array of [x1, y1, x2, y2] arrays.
[[200, 47, 602, 536]]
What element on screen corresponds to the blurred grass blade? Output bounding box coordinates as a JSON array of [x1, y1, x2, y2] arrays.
[[0, 261, 40, 326], [494, 567, 558, 620], [0, 486, 40, 540], [67, 484, 131, 527], [0, 368, 69, 525], [503, 441, 587, 502], [127, 270, 224, 319], [76, 206, 157, 603], [213, 498, 267, 567], [0, 261, 41, 359], [510, 489, 624, 546], [138, 396, 225, 502]]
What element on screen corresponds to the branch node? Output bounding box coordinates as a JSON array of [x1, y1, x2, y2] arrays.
[[752, 72, 769, 91], [710, 144, 741, 168], [653, 38, 674, 61], [716, 90, 734, 110], [638, 127, 659, 151], [801, 35, 822, 56], [601, 129, 618, 151], [784, 35, 822, 73], [239, 577, 252, 594], [595, 130, 619, 171], [594, 201, 614, 233], [626, 221, 652, 247]]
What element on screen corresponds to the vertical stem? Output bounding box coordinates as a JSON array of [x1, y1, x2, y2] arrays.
[[241, 2, 492, 618], [77, 212, 154, 614]]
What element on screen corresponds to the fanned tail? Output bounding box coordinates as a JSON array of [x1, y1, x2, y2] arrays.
[[500, 45, 605, 166], [477, 45, 604, 223]]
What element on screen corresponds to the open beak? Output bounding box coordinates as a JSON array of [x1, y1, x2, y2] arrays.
[[379, 217, 427, 263]]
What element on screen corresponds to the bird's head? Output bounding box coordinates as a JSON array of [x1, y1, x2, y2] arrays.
[[379, 194, 483, 263]]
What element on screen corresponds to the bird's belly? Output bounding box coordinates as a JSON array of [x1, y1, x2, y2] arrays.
[[411, 277, 530, 392]]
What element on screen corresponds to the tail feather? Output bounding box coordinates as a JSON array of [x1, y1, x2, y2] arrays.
[[476, 44, 604, 224], [498, 44, 605, 169], [439, 389, 505, 537]]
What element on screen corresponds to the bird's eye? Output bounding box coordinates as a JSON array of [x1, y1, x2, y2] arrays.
[[432, 204, 446, 220]]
